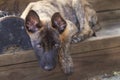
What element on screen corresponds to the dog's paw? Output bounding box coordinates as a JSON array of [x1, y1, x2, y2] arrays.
[[61, 58, 74, 75], [64, 65, 73, 75], [71, 33, 89, 43], [61, 59, 74, 75], [59, 56, 74, 75], [71, 34, 85, 43], [71, 29, 94, 43]]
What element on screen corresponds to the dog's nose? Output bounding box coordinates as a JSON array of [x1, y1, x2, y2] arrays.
[[44, 65, 54, 71]]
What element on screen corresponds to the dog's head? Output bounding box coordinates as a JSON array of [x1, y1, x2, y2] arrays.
[[25, 10, 67, 71]]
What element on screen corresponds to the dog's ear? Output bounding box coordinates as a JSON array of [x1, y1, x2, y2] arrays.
[[25, 10, 42, 33], [51, 12, 67, 34]]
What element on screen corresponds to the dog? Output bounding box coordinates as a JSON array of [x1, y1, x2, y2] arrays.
[[21, 0, 99, 74]]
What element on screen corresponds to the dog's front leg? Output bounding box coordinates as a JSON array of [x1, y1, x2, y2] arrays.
[[59, 43, 73, 75], [72, 0, 93, 43]]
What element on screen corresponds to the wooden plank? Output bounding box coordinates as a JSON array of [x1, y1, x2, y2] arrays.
[[87, 0, 120, 21], [97, 10, 120, 21], [0, 50, 36, 67], [71, 36, 120, 54], [0, 47, 120, 80], [88, 0, 120, 12], [0, 62, 68, 80], [71, 47, 120, 80]]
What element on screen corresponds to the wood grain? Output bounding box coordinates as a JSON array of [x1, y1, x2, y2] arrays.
[[97, 10, 120, 21], [88, 0, 120, 12], [0, 46, 120, 80]]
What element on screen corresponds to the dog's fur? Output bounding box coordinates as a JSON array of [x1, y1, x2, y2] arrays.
[[21, 0, 99, 74]]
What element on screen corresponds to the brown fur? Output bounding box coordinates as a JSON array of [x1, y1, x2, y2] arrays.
[[21, 0, 99, 74]]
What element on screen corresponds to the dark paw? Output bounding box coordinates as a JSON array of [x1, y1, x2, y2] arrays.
[[71, 29, 94, 43], [71, 34, 85, 43], [71, 37, 81, 43]]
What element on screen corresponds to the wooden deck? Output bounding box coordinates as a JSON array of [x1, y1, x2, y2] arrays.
[[0, 0, 120, 80]]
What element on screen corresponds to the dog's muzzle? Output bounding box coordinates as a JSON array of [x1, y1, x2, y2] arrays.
[[36, 50, 58, 71]]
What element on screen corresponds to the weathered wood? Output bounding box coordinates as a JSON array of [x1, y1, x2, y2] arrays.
[[0, 50, 36, 67], [0, 46, 120, 80], [71, 47, 120, 80], [88, 0, 120, 12], [88, 0, 120, 21], [97, 10, 120, 21]]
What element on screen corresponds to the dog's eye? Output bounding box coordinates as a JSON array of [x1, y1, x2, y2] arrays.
[[54, 43, 60, 48], [36, 44, 41, 48]]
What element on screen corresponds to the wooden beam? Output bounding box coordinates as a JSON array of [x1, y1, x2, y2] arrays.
[[0, 45, 120, 80]]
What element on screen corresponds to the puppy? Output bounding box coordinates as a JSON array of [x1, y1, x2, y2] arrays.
[[21, 0, 99, 74]]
